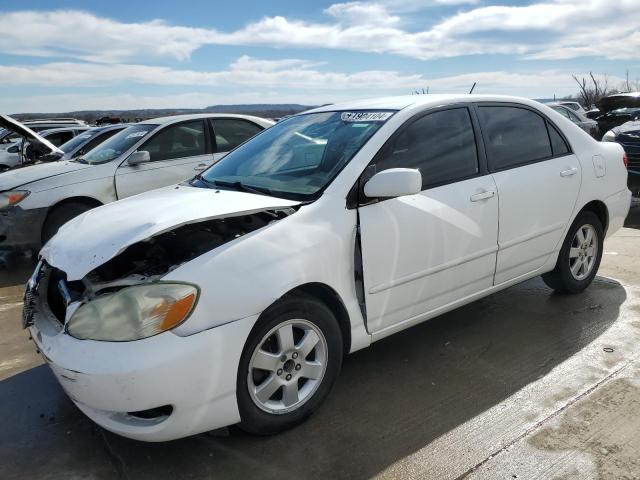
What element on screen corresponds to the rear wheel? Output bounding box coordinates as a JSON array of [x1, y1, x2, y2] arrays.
[[542, 210, 604, 293], [237, 294, 343, 435], [42, 202, 95, 245], [0, 165, 10, 173]]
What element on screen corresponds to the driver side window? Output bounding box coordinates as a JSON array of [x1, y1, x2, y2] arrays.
[[375, 107, 479, 189], [141, 120, 206, 162]]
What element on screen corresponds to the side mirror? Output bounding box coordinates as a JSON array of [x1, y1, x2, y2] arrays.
[[127, 150, 150, 165], [363, 168, 422, 198], [7, 144, 19, 153]]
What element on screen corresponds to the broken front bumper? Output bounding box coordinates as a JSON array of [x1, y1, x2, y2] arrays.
[[28, 292, 258, 442], [0, 206, 47, 251]]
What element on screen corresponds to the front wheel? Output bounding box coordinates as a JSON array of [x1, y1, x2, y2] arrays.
[[542, 210, 604, 293], [236, 294, 343, 435]]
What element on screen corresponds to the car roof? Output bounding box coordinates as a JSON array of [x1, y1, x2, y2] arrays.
[[22, 119, 86, 126], [38, 126, 91, 135], [305, 94, 547, 114], [140, 113, 272, 126]]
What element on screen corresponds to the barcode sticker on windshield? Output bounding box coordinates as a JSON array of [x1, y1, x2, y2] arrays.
[[126, 131, 148, 139], [341, 112, 393, 122]]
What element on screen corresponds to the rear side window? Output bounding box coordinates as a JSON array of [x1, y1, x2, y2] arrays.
[[376, 108, 478, 188], [46, 131, 74, 146], [142, 120, 207, 161], [479, 106, 552, 170], [210, 119, 263, 152], [548, 123, 570, 156]]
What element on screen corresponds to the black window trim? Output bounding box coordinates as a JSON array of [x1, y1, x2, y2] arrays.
[[348, 102, 489, 208], [209, 117, 265, 154], [138, 118, 210, 163], [472, 102, 573, 174]]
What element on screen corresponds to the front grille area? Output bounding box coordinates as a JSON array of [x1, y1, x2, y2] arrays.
[[22, 261, 46, 329], [22, 285, 38, 329], [619, 135, 640, 170]]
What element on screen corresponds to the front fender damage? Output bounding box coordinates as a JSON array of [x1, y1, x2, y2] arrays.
[[39, 207, 298, 324]]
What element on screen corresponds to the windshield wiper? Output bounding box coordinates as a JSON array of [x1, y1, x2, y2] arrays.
[[213, 179, 274, 197]]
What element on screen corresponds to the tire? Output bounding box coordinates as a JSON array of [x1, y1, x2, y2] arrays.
[[542, 210, 604, 294], [42, 202, 94, 245], [0, 165, 10, 173], [236, 294, 343, 435]]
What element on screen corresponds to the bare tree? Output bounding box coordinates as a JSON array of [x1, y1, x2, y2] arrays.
[[571, 72, 617, 108]]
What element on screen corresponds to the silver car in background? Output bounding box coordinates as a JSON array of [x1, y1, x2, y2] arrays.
[[546, 103, 599, 138]]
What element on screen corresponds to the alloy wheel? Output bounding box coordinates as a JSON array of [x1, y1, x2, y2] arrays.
[[569, 224, 598, 281], [248, 319, 328, 414]]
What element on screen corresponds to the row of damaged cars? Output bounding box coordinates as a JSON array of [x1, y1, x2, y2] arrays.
[[0, 113, 273, 251]]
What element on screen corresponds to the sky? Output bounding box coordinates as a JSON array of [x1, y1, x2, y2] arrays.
[[0, 0, 639, 113]]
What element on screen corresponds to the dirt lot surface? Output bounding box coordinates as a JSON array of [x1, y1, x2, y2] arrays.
[[0, 206, 639, 480]]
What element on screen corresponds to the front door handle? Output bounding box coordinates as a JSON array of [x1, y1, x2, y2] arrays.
[[194, 163, 208, 171], [560, 167, 578, 177], [470, 190, 495, 202]]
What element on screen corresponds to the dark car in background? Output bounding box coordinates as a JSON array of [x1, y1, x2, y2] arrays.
[[595, 92, 640, 138], [603, 120, 640, 197], [39, 124, 131, 163]]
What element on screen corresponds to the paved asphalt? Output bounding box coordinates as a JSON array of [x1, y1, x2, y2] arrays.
[[0, 206, 638, 480]]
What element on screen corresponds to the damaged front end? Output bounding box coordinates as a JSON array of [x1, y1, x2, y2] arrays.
[[26, 206, 297, 341]]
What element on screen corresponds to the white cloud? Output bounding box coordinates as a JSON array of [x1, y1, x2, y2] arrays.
[[0, 61, 621, 113], [0, 56, 425, 89], [1, 1, 639, 63], [325, 2, 401, 25]]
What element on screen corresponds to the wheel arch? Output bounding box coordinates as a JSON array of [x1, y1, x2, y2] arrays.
[[579, 199, 609, 234], [277, 282, 352, 355], [42, 196, 104, 243]]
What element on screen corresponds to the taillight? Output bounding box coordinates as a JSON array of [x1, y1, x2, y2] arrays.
[[623, 152, 629, 168]]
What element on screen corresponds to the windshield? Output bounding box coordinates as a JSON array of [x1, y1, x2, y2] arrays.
[[58, 130, 99, 153], [200, 111, 393, 200], [81, 124, 156, 164]]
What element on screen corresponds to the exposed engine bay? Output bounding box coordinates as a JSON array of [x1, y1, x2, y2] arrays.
[[39, 208, 297, 325]]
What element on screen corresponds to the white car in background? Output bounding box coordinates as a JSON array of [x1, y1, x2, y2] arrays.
[[0, 125, 91, 171], [25, 95, 630, 442], [0, 113, 273, 250]]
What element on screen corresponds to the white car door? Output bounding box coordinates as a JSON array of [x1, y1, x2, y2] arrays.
[[115, 119, 213, 199], [358, 107, 499, 333], [476, 105, 581, 285]]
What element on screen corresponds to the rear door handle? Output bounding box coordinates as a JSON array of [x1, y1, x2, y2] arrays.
[[470, 190, 495, 202], [560, 167, 578, 177]]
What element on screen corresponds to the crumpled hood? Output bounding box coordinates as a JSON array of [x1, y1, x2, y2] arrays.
[[597, 93, 640, 113], [41, 184, 301, 280], [0, 160, 91, 191]]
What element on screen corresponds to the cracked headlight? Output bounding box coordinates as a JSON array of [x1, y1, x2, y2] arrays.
[[0, 190, 30, 210], [67, 282, 199, 341]]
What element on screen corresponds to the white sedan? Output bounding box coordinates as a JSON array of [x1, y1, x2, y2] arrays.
[[25, 95, 631, 441]]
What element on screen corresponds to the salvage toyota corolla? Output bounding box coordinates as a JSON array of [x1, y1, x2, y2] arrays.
[[25, 95, 631, 441]]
